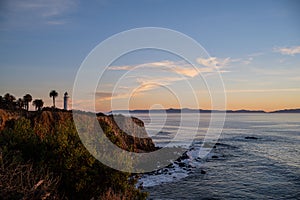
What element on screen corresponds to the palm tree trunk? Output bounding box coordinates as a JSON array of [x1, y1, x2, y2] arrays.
[[53, 97, 55, 108]]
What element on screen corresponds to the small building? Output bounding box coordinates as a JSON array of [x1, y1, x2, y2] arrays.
[[63, 92, 69, 110]]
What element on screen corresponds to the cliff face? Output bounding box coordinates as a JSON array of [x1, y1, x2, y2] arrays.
[[0, 109, 156, 152], [0, 109, 21, 131], [0, 108, 151, 199], [98, 115, 155, 152]]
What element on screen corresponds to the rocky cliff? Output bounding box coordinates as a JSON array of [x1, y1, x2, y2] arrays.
[[0, 108, 156, 153], [0, 108, 152, 199]]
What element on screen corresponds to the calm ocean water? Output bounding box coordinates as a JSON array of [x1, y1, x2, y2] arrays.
[[132, 113, 300, 200]]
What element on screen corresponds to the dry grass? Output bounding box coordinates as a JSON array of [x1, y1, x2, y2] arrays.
[[99, 188, 133, 200], [0, 152, 61, 200]]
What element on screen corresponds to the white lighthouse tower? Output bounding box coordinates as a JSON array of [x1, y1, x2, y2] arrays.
[[63, 92, 69, 110]]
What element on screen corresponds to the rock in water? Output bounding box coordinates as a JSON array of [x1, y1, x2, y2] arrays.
[[245, 136, 258, 140]]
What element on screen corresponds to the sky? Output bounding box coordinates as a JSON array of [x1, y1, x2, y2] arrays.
[[0, 0, 300, 112]]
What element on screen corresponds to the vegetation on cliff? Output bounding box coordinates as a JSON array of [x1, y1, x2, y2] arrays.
[[0, 108, 154, 199]]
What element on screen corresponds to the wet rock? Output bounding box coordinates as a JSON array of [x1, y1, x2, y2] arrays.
[[187, 164, 195, 168], [200, 170, 206, 174], [176, 152, 189, 162], [178, 162, 186, 168], [245, 136, 258, 140]]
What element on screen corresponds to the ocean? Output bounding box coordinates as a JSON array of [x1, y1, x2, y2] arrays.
[[132, 113, 300, 199]]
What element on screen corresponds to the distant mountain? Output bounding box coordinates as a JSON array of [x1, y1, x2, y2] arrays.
[[226, 109, 266, 113], [110, 108, 267, 114], [111, 108, 300, 114], [270, 108, 300, 113]]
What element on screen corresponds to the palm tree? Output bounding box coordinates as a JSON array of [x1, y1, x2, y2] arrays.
[[16, 98, 24, 109], [49, 90, 58, 108], [32, 99, 44, 111], [23, 94, 32, 111], [4, 93, 16, 103], [4, 93, 10, 102], [3, 93, 16, 109]]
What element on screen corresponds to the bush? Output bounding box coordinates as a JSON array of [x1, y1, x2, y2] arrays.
[[0, 116, 147, 199]]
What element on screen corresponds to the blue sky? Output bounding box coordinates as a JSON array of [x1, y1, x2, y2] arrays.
[[0, 0, 300, 111]]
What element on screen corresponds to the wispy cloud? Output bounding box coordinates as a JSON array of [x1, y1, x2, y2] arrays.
[[229, 51, 265, 66], [196, 57, 232, 69], [95, 92, 130, 101], [135, 76, 186, 94], [241, 57, 253, 65], [95, 92, 114, 99], [196, 56, 254, 69], [274, 46, 300, 56], [95, 75, 187, 102], [252, 67, 300, 76], [133, 82, 162, 93], [108, 59, 228, 78], [13, 0, 75, 16], [106, 58, 232, 99], [109, 60, 202, 78], [288, 76, 300, 81], [97, 76, 186, 102], [2, 0, 77, 27], [226, 88, 300, 93]]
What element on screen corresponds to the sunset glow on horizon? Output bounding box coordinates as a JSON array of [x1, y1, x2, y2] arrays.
[[1, 0, 299, 112]]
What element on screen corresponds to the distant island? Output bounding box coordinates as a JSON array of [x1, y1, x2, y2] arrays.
[[110, 108, 300, 114], [269, 108, 300, 113]]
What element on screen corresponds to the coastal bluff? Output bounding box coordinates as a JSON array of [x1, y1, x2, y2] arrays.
[[0, 108, 156, 153], [0, 108, 152, 199]]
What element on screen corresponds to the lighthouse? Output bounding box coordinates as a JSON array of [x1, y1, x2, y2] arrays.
[[63, 92, 69, 110]]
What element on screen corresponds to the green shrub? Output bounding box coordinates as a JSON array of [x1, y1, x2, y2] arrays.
[[0, 116, 147, 200]]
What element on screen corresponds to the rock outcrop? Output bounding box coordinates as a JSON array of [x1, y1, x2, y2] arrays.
[[0, 109, 21, 131], [98, 114, 155, 152], [0, 108, 156, 153]]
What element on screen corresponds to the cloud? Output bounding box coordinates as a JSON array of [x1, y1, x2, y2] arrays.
[[288, 76, 300, 81], [108, 65, 134, 71], [274, 46, 300, 56], [135, 76, 185, 92], [95, 92, 114, 99], [242, 57, 253, 65], [107, 58, 232, 98], [109, 60, 199, 77], [95, 75, 187, 102], [95, 92, 131, 101], [225, 88, 300, 93], [104, 58, 234, 101], [133, 83, 161, 93], [108, 60, 222, 78], [252, 67, 300, 76], [1, 0, 77, 27], [46, 20, 67, 25], [9, 0, 76, 16], [196, 57, 232, 69]]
